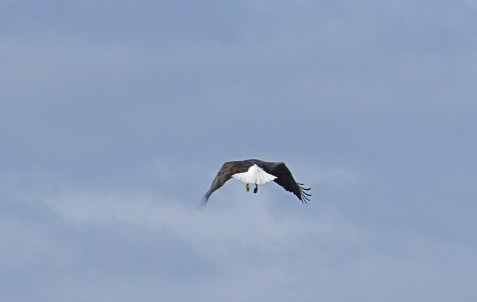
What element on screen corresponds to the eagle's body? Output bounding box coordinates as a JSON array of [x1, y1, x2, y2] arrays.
[[203, 159, 311, 204]]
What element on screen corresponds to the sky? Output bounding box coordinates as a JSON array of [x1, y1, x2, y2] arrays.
[[1, 1, 476, 301]]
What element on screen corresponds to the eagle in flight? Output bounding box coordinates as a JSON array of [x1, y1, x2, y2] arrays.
[[203, 159, 311, 204]]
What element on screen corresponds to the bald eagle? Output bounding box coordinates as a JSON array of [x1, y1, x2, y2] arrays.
[[203, 159, 311, 204]]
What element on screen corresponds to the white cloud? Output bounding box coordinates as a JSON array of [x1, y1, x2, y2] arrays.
[[3, 169, 477, 301]]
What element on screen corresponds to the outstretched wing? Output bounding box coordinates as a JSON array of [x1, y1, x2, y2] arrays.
[[263, 162, 311, 203], [203, 161, 248, 204]]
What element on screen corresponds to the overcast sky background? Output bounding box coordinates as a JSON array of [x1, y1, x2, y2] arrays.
[[1, 1, 476, 301]]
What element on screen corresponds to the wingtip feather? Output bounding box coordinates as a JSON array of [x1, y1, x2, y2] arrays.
[[199, 194, 210, 209]]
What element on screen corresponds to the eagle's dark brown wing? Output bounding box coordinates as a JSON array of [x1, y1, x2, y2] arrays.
[[261, 162, 311, 203], [202, 161, 250, 204]]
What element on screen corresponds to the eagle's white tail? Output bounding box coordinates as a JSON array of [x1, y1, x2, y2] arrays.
[[232, 164, 277, 184]]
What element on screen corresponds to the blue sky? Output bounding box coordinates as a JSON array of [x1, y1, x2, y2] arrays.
[[1, 1, 476, 301]]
